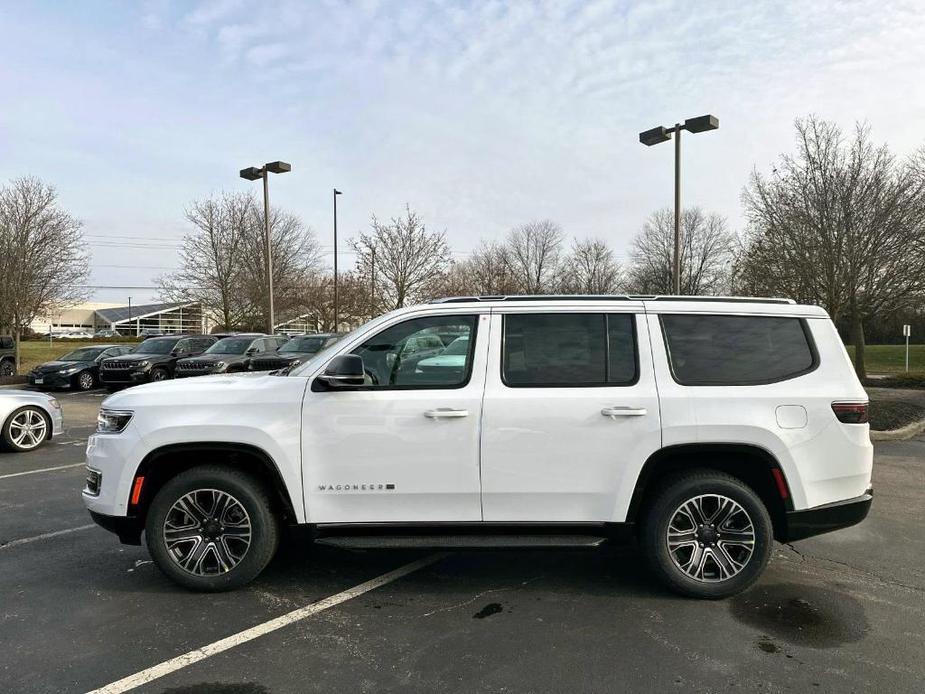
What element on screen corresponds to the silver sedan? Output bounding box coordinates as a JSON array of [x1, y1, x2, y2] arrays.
[[0, 389, 64, 452]]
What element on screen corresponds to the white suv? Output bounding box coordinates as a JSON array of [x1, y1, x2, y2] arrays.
[[83, 296, 873, 598]]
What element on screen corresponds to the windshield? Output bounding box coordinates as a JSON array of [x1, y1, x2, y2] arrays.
[[288, 312, 404, 377], [206, 338, 254, 355], [59, 347, 105, 361], [441, 336, 469, 356], [280, 336, 328, 353], [136, 338, 179, 355]]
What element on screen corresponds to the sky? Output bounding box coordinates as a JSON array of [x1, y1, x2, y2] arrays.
[[1, 0, 924, 304]]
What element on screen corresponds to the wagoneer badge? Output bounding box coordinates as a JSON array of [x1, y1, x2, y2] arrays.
[[318, 483, 396, 491]]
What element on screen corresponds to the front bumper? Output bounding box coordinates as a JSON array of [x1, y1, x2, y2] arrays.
[[29, 372, 75, 389], [781, 489, 873, 542], [100, 369, 150, 385], [88, 510, 143, 545]]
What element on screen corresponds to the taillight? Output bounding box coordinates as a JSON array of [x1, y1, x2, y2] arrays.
[[832, 402, 869, 424]]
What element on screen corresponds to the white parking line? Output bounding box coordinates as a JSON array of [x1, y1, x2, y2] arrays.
[[0, 462, 84, 480], [86, 553, 445, 694], [0, 524, 96, 550]]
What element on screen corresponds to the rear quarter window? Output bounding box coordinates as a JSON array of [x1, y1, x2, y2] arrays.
[[660, 314, 817, 386]]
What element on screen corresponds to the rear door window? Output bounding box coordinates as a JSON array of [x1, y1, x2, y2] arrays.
[[660, 314, 817, 385], [502, 313, 638, 387]]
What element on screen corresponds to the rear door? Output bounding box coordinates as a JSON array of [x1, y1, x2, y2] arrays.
[[479, 307, 661, 522]]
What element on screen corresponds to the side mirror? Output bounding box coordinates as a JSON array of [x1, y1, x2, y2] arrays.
[[246, 347, 258, 355], [317, 354, 365, 387]]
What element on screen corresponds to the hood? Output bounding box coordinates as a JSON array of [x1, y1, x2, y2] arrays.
[[257, 352, 311, 362], [34, 360, 93, 373], [101, 371, 302, 410], [108, 353, 161, 363]]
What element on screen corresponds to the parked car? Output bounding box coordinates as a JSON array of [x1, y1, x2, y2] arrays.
[[175, 335, 286, 378], [28, 344, 134, 391], [0, 335, 15, 377], [83, 296, 872, 598], [99, 335, 216, 391], [248, 333, 340, 372], [59, 331, 95, 340], [1, 389, 63, 452], [94, 329, 121, 338]]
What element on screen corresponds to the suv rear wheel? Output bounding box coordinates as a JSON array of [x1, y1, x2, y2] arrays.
[[0, 360, 14, 377], [640, 470, 772, 599], [145, 466, 280, 591]]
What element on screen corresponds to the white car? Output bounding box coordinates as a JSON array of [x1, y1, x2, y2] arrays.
[[1, 390, 64, 452], [83, 296, 873, 598]]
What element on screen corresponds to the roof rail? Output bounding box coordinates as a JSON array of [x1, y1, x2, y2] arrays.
[[428, 294, 794, 305]]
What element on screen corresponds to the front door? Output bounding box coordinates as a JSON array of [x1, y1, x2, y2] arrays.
[[479, 309, 661, 522], [302, 311, 489, 523]]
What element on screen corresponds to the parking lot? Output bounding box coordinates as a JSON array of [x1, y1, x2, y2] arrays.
[[1, 389, 923, 693]]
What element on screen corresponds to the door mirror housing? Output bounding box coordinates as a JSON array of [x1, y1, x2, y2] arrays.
[[317, 354, 365, 387], [246, 347, 258, 355]]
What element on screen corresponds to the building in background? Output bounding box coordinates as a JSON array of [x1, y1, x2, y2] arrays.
[[32, 302, 206, 336]]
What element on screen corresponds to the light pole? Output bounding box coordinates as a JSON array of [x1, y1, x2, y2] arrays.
[[639, 114, 718, 295], [127, 296, 132, 337], [241, 161, 292, 333], [333, 188, 342, 332]]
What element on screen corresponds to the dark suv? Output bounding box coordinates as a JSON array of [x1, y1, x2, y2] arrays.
[[0, 335, 14, 377], [249, 333, 340, 372], [175, 335, 287, 378], [99, 335, 216, 391]]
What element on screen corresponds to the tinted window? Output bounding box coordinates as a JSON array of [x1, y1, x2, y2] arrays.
[[137, 338, 179, 354], [0, 337, 13, 349], [281, 336, 329, 353], [661, 314, 816, 385], [352, 315, 477, 388], [60, 347, 105, 361], [502, 313, 637, 387]]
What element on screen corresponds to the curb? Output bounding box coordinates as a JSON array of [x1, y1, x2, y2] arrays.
[[871, 418, 925, 442]]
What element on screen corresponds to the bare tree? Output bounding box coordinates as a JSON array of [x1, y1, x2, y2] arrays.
[[351, 206, 451, 309], [740, 116, 925, 377], [159, 193, 252, 330], [0, 177, 88, 368], [502, 220, 565, 293], [559, 238, 623, 293], [626, 207, 735, 295], [159, 192, 321, 331]]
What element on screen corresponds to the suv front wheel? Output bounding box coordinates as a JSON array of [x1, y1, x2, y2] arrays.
[[641, 470, 772, 599], [145, 466, 280, 591]]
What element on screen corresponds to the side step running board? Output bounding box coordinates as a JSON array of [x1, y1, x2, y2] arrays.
[[315, 534, 608, 550]]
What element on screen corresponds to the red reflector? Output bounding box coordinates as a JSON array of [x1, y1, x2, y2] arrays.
[[771, 468, 790, 500], [832, 402, 869, 424], [130, 476, 145, 505]]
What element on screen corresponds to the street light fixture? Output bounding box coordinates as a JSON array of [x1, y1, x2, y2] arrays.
[[239, 161, 292, 333], [639, 114, 719, 295]]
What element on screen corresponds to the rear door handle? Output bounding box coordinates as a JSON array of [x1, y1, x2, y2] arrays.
[[424, 408, 469, 419], [601, 407, 647, 418]]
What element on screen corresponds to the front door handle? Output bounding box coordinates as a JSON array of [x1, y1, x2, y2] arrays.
[[601, 406, 647, 418], [424, 408, 469, 419]]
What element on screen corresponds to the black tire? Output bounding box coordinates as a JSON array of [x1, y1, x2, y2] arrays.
[[0, 360, 14, 377], [145, 466, 280, 591], [75, 370, 95, 391], [1, 406, 51, 452], [150, 367, 170, 382], [640, 469, 773, 599]]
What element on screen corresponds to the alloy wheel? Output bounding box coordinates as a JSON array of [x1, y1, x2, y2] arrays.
[[163, 489, 252, 576], [666, 493, 756, 583], [0, 361, 13, 377], [8, 408, 48, 450], [151, 369, 168, 382], [78, 371, 94, 390]]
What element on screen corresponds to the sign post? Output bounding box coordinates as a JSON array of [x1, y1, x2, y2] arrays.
[[903, 324, 911, 372]]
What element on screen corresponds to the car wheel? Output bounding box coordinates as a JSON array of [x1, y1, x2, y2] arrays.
[[150, 367, 169, 382], [75, 370, 95, 391], [1, 406, 51, 452], [640, 469, 772, 599], [145, 466, 280, 591], [0, 360, 14, 377]]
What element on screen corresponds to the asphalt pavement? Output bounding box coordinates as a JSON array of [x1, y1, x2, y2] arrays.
[[1, 390, 923, 693]]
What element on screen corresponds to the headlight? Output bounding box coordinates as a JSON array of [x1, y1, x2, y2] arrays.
[[58, 367, 79, 374], [134, 360, 150, 368], [213, 361, 226, 369], [97, 409, 133, 434]]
